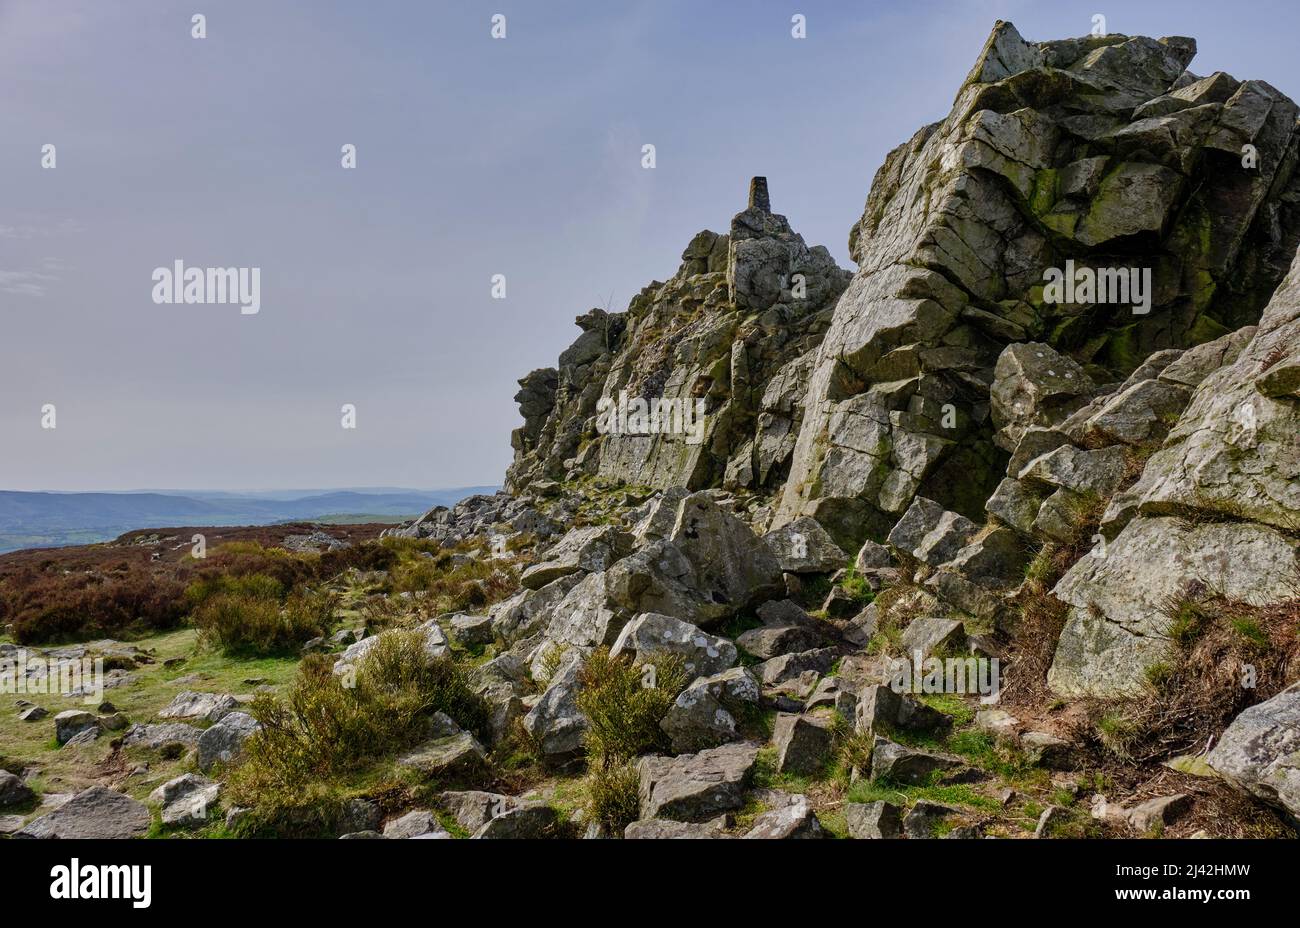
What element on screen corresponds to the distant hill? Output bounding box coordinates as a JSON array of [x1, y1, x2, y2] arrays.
[[0, 486, 497, 553]]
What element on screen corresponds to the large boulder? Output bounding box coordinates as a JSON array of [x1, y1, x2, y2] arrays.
[[667, 493, 784, 613], [660, 666, 761, 753], [521, 648, 589, 760], [197, 711, 262, 773], [1206, 686, 1300, 822], [762, 517, 848, 573], [774, 21, 1300, 542], [1048, 517, 1300, 696], [53, 710, 98, 746], [610, 612, 737, 678], [638, 742, 761, 821], [991, 342, 1096, 450]]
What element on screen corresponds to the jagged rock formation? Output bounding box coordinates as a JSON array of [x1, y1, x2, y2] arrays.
[[506, 179, 850, 497], [1047, 244, 1300, 695], [774, 22, 1300, 547], [489, 20, 1300, 700], [378, 21, 1300, 836]]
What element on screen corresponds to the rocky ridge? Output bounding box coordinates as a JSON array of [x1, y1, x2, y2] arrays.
[[385, 22, 1300, 833]]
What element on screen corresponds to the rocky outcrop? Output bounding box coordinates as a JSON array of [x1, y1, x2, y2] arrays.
[[505, 180, 850, 497], [775, 22, 1300, 548], [1048, 243, 1300, 696]]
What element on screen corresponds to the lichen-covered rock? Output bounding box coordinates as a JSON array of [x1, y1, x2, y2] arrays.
[[610, 612, 737, 678], [991, 343, 1096, 450], [1206, 686, 1300, 822], [521, 648, 589, 760], [741, 790, 823, 839], [471, 803, 558, 839], [660, 666, 760, 753], [638, 741, 761, 821], [1048, 518, 1300, 696], [774, 21, 1300, 544], [383, 810, 450, 839]]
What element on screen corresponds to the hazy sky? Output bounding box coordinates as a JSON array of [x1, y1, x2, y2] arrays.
[[4, 0, 1299, 491]]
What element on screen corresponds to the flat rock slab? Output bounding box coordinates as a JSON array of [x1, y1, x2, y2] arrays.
[[16, 786, 150, 839], [624, 818, 727, 839], [639, 742, 761, 822], [157, 691, 239, 723], [397, 732, 487, 779]]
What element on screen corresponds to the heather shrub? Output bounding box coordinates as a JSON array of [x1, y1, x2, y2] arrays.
[[5, 566, 189, 643]]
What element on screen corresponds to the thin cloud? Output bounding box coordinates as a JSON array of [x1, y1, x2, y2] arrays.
[[0, 268, 57, 297]]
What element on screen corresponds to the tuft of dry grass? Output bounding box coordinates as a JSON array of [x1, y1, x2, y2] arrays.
[[1073, 583, 1300, 765]]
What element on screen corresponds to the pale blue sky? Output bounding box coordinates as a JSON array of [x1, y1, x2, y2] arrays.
[[3, 0, 1298, 490]]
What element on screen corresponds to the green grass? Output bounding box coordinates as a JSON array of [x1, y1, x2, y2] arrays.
[[846, 774, 1002, 813], [0, 626, 302, 821]]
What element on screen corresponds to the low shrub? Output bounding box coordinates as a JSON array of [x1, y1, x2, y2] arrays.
[[192, 587, 335, 656], [586, 759, 642, 834], [225, 631, 488, 834], [576, 647, 690, 762]]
